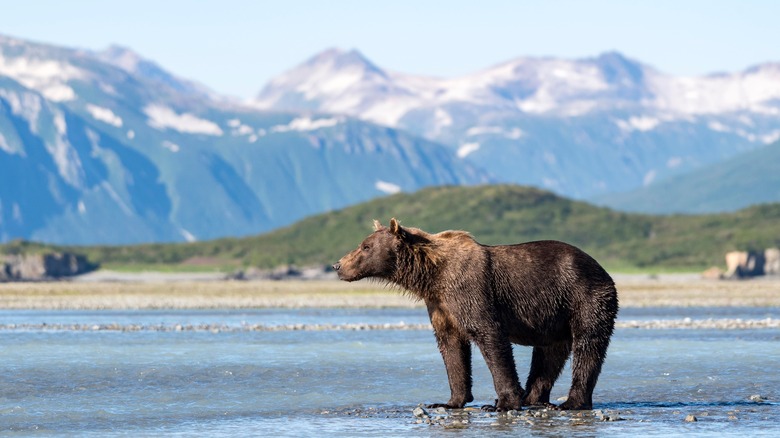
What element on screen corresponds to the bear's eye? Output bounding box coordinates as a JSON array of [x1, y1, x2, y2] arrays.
[[362, 244, 370, 251]]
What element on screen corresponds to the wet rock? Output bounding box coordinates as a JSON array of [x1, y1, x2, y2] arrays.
[[432, 406, 447, 415], [684, 414, 697, 422], [506, 409, 520, 417], [412, 406, 428, 418], [749, 394, 766, 403], [596, 410, 625, 422], [533, 410, 551, 419]]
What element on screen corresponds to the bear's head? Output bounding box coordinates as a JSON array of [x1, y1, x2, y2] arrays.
[[333, 218, 420, 282]]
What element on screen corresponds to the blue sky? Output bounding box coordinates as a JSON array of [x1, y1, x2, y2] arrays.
[[1, 0, 778, 98]]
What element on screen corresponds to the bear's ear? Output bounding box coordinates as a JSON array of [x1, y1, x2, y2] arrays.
[[389, 218, 404, 236], [373, 219, 383, 231]]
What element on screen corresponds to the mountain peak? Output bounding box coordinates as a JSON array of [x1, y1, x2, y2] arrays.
[[96, 45, 144, 73], [254, 47, 394, 111], [592, 51, 648, 85], [304, 47, 385, 77], [93, 44, 215, 100]]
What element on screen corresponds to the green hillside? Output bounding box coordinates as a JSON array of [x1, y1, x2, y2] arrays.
[[596, 140, 780, 214], [5, 185, 779, 272]]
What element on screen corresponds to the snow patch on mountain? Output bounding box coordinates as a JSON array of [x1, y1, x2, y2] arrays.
[[708, 121, 730, 132], [643, 170, 657, 186], [0, 89, 42, 132], [647, 65, 780, 115], [359, 97, 421, 127], [432, 108, 452, 134], [179, 228, 197, 242], [0, 132, 12, 154], [507, 128, 524, 139], [466, 126, 525, 139], [47, 110, 86, 188], [761, 130, 780, 144], [143, 104, 223, 135], [466, 126, 502, 136], [750, 105, 780, 116], [457, 142, 480, 158], [86, 104, 123, 127], [270, 116, 341, 133], [375, 180, 401, 194], [667, 156, 683, 168], [0, 53, 83, 102], [227, 118, 254, 136], [615, 116, 661, 133], [161, 140, 180, 153]]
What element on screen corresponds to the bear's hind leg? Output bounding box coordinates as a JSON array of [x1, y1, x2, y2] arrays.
[[474, 332, 523, 412], [523, 342, 571, 407], [560, 334, 610, 410]]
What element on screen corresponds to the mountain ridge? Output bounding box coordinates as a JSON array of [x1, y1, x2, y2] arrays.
[[595, 140, 780, 214], [253, 47, 780, 199], [3, 33, 780, 246], [0, 34, 487, 245]]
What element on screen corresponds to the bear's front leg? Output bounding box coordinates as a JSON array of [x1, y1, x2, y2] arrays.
[[427, 301, 473, 409], [473, 330, 523, 412]]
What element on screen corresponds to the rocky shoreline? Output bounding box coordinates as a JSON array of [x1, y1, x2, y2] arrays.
[[320, 398, 775, 429]]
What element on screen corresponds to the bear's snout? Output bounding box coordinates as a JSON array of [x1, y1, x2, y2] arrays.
[[332, 262, 341, 271]]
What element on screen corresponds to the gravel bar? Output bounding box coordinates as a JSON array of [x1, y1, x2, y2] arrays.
[[1, 318, 778, 332]]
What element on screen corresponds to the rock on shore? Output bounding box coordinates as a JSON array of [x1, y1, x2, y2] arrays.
[[0, 252, 97, 282]]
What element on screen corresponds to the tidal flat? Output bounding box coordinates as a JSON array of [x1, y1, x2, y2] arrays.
[[1, 274, 779, 310]]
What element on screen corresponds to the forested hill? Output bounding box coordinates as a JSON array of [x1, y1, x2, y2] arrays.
[[4, 185, 779, 272]]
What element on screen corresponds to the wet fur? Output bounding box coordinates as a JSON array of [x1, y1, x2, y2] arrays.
[[334, 219, 619, 411]]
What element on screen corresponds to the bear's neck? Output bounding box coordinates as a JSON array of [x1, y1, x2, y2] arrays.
[[390, 244, 440, 299]]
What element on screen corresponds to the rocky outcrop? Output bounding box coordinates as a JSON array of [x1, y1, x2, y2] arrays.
[[724, 248, 780, 278], [765, 248, 780, 276], [0, 252, 98, 282]]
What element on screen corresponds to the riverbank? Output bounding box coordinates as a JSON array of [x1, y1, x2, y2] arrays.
[[1, 272, 779, 310]]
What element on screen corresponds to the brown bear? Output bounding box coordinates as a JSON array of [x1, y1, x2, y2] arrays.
[[333, 218, 618, 411]]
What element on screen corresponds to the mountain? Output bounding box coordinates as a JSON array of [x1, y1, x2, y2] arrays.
[[93, 45, 218, 101], [254, 49, 780, 199], [0, 35, 487, 245], [5, 35, 780, 246], [21, 185, 780, 271], [594, 140, 780, 214]]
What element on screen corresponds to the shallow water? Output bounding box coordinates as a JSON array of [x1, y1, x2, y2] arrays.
[[1, 308, 779, 436]]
